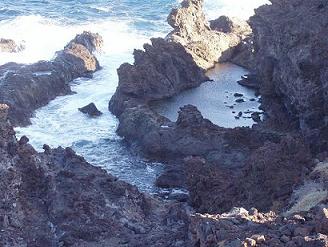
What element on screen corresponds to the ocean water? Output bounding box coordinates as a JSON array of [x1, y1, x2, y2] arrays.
[[0, 0, 268, 193]]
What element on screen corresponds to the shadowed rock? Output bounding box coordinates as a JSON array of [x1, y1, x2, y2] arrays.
[[250, 0, 328, 152], [79, 102, 103, 117], [0, 105, 190, 246], [0, 31, 102, 126]]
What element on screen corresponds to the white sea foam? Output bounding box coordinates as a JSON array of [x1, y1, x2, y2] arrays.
[[0, 15, 150, 65], [9, 0, 269, 192], [204, 0, 270, 20]]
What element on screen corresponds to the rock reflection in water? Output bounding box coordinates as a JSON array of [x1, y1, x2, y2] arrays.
[[152, 63, 262, 128]]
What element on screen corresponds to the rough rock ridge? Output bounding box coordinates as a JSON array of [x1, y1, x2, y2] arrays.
[[0, 105, 190, 246], [167, 0, 251, 70], [0, 31, 102, 126], [250, 0, 328, 153]]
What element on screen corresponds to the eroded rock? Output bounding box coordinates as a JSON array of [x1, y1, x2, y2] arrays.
[[250, 0, 328, 152], [0, 31, 102, 126], [0, 105, 190, 246], [167, 0, 251, 69], [79, 102, 103, 117]]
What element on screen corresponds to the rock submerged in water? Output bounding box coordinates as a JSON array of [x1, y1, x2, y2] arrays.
[[0, 31, 103, 126], [78, 103, 102, 117], [0, 38, 25, 53]]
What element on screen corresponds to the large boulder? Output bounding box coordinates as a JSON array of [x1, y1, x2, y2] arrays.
[[78, 102, 103, 117], [0, 31, 102, 126]]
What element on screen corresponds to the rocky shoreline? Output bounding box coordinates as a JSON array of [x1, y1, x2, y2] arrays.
[[0, 31, 102, 126], [0, 0, 327, 246]]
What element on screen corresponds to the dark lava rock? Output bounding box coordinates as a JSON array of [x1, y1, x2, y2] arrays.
[[167, 1, 251, 70], [0, 105, 191, 246], [79, 103, 103, 117], [250, 0, 328, 152], [237, 74, 260, 89], [0, 31, 102, 126], [251, 112, 261, 122], [235, 98, 245, 103], [109, 37, 208, 117], [0, 38, 24, 53], [156, 167, 186, 188], [234, 93, 244, 97]]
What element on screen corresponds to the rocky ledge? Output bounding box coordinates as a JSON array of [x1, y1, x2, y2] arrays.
[[250, 0, 328, 153], [0, 105, 190, 246], [0, 31, 102, 126]]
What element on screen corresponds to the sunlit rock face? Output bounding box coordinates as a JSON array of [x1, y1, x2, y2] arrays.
[[0, 31, 102, 126], [167, 0, 251, 70]]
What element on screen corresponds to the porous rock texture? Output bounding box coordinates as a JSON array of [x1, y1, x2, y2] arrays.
[[0, 31, 102, 126], [109, 0, 322, 217], [0, 105, 190, 246], [167, 0, 251, 70], [189, 205, 328, 247], [250, 0, 328, 153]]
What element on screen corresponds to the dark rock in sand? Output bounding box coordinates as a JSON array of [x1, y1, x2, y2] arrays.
[[0, 38, 24, 53], [0, 31, 102, 126], [79, 102, 103, 117]]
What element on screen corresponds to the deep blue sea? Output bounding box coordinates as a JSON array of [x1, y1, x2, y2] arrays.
[[0, 0, 268, 193]]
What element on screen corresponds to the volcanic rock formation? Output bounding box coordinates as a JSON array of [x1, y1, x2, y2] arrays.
[[0, 105, 190, 246], [250, 0, 328, 153], [0, 31, 102, 126], [167, 0, 251, 70]]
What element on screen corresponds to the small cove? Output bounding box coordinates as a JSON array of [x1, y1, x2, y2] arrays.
[[152, 63, 262, 128]]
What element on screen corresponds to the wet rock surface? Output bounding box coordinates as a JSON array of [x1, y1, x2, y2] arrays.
[[0, 31, 102, 126], [0, 38, 24, 53], [79, 102, 103, 117], [0, 105, 190, 246]]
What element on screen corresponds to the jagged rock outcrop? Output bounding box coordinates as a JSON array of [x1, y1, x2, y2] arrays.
[[249, 0, 328, 153], [109, 38, 208, 116], [0, 105, 190, 246], [167, 0, 251, 70], [0, 31, 102, 126], [0, 38, 24, 53], [78, 102, 103, 117]]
